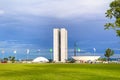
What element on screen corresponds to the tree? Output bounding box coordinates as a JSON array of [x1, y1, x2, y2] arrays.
[[11, 57, 15, 63], [104, 48, 114, 62], [105, 0, 120, 36], [98, 58, 106, 61], [9, 56, 15, 63], [3, 58, 8, 62]]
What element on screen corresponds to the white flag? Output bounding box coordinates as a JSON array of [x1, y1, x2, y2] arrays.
[[26, 49, 30, 54], [1, 50, 5, 54], [93, 48, 96, 52], [37, 49, 40, 52], [13, 50, 17, 54]]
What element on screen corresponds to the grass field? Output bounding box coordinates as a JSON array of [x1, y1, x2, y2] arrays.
[[0, 63, 120, 80]]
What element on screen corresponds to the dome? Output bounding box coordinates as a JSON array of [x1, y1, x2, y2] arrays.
[[32, 57, 49, 63]]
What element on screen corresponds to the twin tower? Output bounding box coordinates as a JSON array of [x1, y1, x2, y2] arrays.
[[53, 28, 68, 62]]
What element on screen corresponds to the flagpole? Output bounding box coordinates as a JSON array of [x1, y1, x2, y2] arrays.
[[26, 49, 30, 62], [93, 48, 96, 61], [14, 50, 17, 61], [50, 48, 53, 62], [74, 42, 77, 56], [2, 49, 5, 60], [38, 49, 40, 56]]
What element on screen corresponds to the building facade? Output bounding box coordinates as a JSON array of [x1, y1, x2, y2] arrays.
[[53, 28, 68, 62]]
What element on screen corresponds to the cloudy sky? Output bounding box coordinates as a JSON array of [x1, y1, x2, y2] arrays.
[[0, 0, 119, 59]]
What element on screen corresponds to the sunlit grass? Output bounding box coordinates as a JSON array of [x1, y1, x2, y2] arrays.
[[0, 63, 120, 80]]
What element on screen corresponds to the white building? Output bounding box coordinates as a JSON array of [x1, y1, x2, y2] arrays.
[[53, 28, 68, 62], [72, 56, 100, 62], [32, 57, 49, 63]]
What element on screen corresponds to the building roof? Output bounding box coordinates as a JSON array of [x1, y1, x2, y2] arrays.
[[32, 57, 49, 63], [72, 56, 101, 61]]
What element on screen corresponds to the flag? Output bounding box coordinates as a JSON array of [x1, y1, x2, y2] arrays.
[[26, 49, 30, 54], [93, 48, 96, 52], [49, 48, 53, 53], [37, 49, 40, 53], [77, 48, 80, 52], [13, 50, 17, 54], [38, 49, 40, 52], [1, 50, 5, 54]]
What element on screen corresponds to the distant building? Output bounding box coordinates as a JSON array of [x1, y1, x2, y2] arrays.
[[72, 56, 101, 62], [32, 57, 49, 63], [53, 28, 68, 62]]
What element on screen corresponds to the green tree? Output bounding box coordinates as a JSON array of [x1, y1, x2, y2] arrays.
[[3, 58, 8, 62], [9, 56, 15, 63], [98, 58, 106, 61], [105, 0, 120, 36], [104, 48, 114, 62]]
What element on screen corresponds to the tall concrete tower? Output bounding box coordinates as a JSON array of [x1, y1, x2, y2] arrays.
[[53, 28, 60, 62], [53, 28, 68, 62]]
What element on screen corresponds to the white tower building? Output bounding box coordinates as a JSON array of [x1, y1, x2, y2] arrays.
[[53, 28, 68, 62], [53, 28, 60, 62]]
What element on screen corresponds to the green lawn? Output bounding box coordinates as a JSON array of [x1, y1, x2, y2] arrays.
[[0, 63, 120, 80]]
